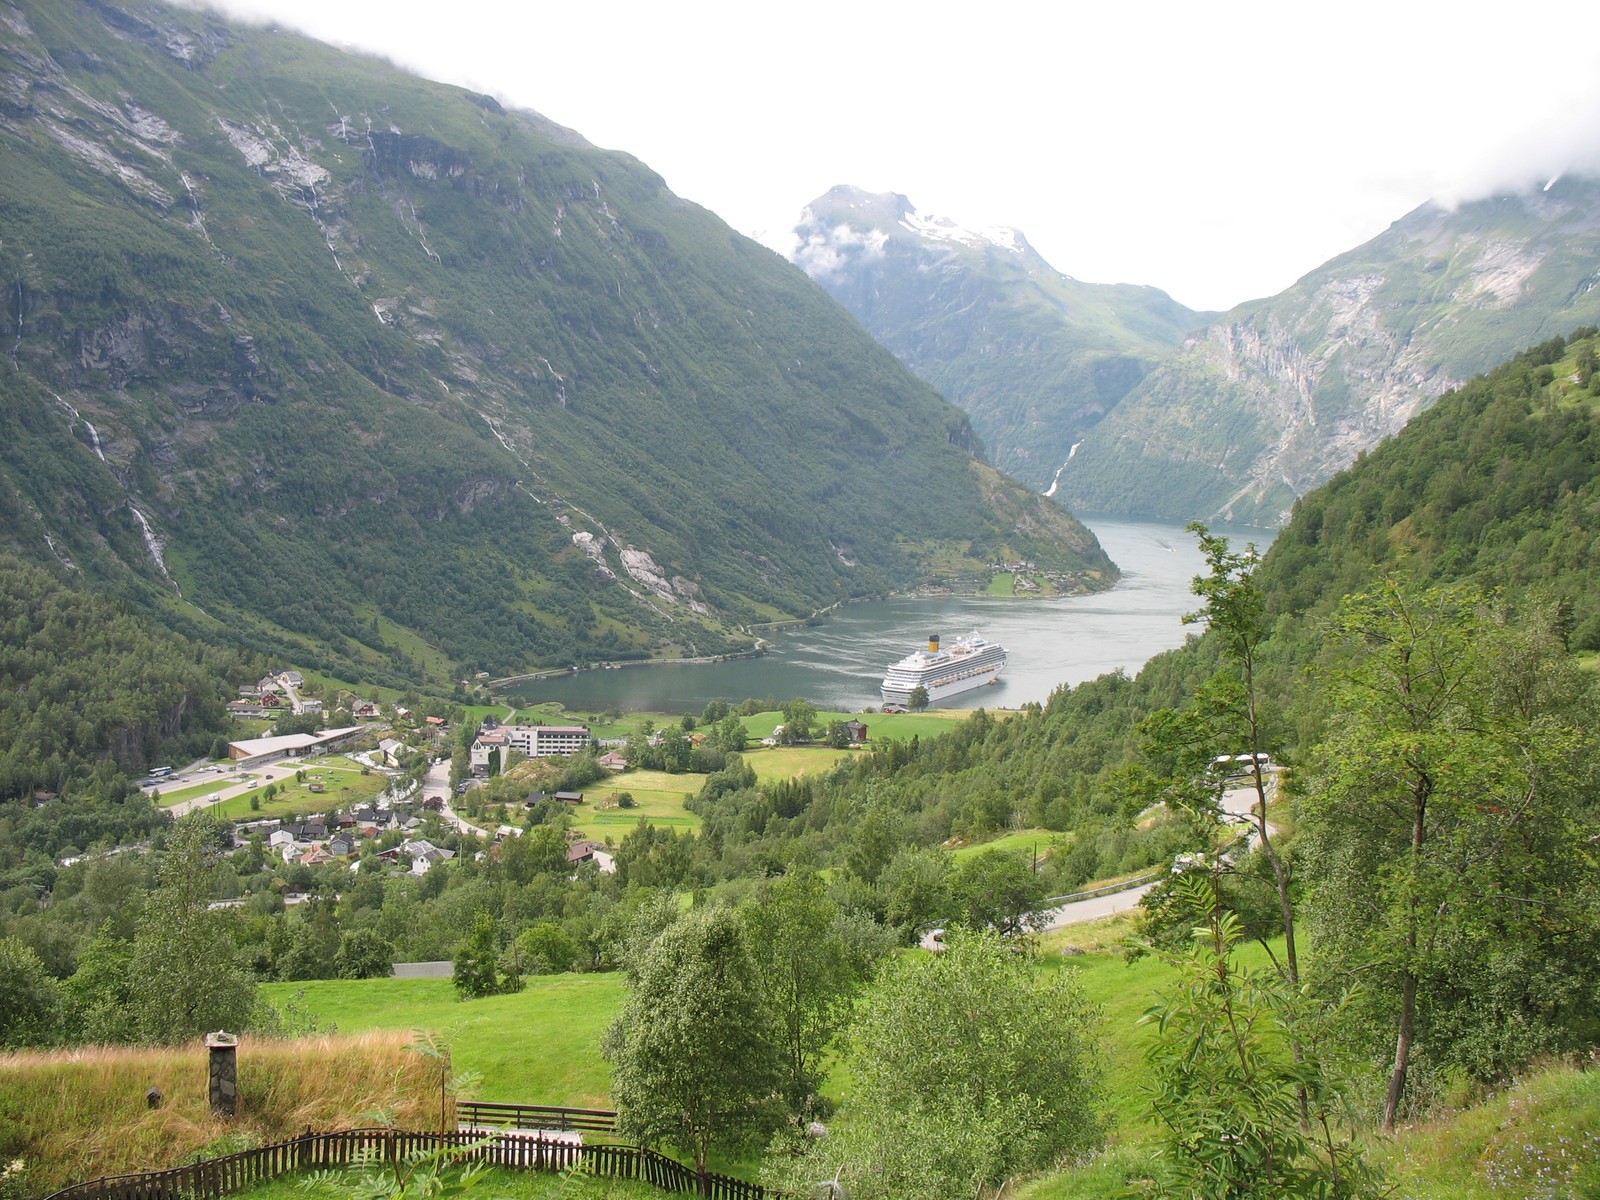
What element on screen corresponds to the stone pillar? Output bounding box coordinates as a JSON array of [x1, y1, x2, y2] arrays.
[[206, 1031, 238, 1118]]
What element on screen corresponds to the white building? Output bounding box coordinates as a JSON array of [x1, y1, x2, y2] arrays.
[[470, 724, 591, 773]]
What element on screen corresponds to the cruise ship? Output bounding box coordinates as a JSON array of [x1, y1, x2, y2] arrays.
[[881, 632, 1007, 705]]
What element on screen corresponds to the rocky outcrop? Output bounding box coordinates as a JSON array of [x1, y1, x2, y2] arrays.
[[1056, 180, 1600, 523]]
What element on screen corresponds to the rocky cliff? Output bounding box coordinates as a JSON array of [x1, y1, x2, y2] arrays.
[[1054, 180, 1600, 522]]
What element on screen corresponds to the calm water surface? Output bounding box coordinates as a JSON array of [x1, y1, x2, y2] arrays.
[[510, 516, 1275, 714]]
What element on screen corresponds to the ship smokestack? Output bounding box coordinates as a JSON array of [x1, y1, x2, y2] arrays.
[[928, 633, 940, 653]]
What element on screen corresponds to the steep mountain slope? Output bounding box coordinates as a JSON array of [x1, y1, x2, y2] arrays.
[[1055, 179, 1600, 523], [791, 187, 1209, 492], [0, 1, 1115, 687]]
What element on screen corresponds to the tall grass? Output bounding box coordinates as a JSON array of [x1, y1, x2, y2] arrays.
[[0, 1030, 434, 1195]]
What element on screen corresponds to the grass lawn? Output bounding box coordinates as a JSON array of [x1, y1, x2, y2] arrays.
[[574, 771, 705, 838], [945, 827, 1063, 862], [213, 757, 390, 821], [742, 744, 854, 782], [261, 974, 626, 1108]]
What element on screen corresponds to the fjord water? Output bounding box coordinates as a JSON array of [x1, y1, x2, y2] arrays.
[[510, 516, 1276, 715]]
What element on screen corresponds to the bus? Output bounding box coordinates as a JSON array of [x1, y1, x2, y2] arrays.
[[148, 765, 173, 779]]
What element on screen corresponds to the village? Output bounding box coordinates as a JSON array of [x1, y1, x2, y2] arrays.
[[153, 669, 636, 898]]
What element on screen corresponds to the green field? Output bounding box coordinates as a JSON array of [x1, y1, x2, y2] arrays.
[[260, 922, 1600, 1200], [946, 827, 1064, 862], [262, 974, 626, 1108], [574, 771, 705, 837], [742, 745, 853, 781], [218, 758, 391, 821]]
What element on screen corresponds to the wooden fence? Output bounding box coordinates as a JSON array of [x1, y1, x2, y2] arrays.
[[41, 1126, 779, 1200], [456, 1099, 618, 1133]]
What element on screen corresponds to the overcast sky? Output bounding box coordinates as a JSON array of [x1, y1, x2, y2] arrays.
[[204, 0, 1600, 312]]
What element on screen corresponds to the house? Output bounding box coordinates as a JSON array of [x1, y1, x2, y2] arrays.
[[843, 719, 869, 743], [301, 698, 324, 715], [300, 846, 333, 867], [565, 839, 604, 866], [469, 730, 510, 774], [352, 700, 381, 720], [328, 833, 356, 857], [396, 839, 456, 875], [425, 715, 446, 728], [554, 791, 584, 805], [596, 751, 628, 771]]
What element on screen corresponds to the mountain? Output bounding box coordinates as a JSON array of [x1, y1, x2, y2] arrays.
[[0, 1, 1115, 688], [1054, 179, 1600, 523], [791, 186, 1210, 493]]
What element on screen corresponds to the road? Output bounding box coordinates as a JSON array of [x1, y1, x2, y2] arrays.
[[424, 757, 493, 838], [922, 769, 1285, 946]]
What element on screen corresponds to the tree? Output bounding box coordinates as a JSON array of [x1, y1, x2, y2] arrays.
[[778, 698, 816, 743], [335, 929, 395, 980], [0, 936, 61, 1048], [62, 920, 138, 1044], [603, 905, 782, 1174], [952, 848, 1046, 938], [512, 921, 580, 975], [1302, 580, 1597, 1129], [128, 814, 259, 1043], [767, 929, 1104, 1200], [1141, 871, 1382, 1199], [453, 911, 509, 999], [743, 869, 881, 1124], [907, 684, 929, 712], [714, 712, 747, 753], [878, 844, 954, 939], [1183, 523, 1297, 985]]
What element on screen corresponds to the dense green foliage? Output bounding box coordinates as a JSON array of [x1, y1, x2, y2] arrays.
[[767, 930, 1105, 1200], [0, 551, 238, 804], [1262, 330, 1600, 645], [0, 0, 1113, 689], [603, 905, 783, 1174]]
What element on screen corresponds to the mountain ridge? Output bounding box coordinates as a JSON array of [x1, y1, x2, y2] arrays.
[[1053, 179, 1600, 522], [791, 185, 1211, 492], [0, 0, 1115, 687]]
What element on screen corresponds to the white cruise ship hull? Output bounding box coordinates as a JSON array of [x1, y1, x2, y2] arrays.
[[880, 632, 1007, 704]]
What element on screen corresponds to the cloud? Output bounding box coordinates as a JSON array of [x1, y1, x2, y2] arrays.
[[1432, 76, 1600, 206], [790, 215, 888, 280]]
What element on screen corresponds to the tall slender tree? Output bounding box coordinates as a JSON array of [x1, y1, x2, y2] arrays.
[[128, 815, 258, 1043], [1302, 579, 1597, 1129], [603, 905, 782, 1174]]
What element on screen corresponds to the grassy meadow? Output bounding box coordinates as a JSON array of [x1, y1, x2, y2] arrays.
[[0, 1031, 436, 1196], [261, 974, 627, 1108], [573, 770, 705, 838], [251, 920, 1600, 1200]]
